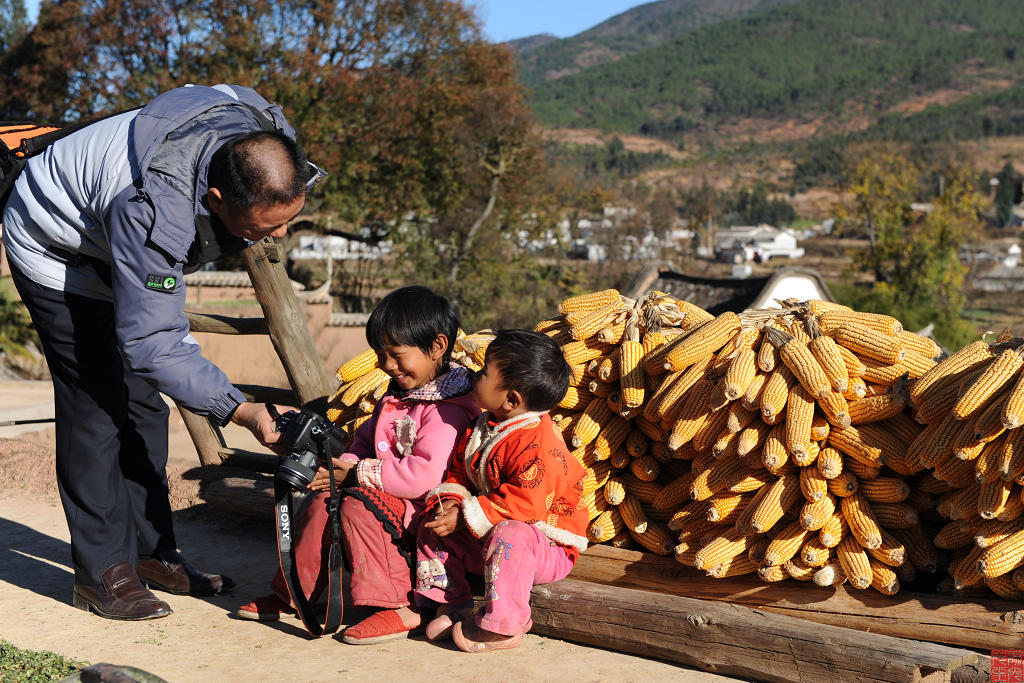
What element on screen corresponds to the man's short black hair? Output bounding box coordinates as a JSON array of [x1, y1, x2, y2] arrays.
[[208, 130, 308, 210], [365, 285, 461, 365], [485, 329, 571, 412]]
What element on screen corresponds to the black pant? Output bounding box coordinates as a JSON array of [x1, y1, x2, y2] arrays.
[[10, 264, 175, 585]]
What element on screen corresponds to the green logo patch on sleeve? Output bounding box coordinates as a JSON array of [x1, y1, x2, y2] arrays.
[[145, 273, 178, 293]]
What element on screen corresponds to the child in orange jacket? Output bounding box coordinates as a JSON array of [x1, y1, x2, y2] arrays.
[[414, 329, 587, 653]]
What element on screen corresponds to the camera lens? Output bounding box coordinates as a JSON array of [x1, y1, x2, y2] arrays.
[[276, 450, 319, 490]]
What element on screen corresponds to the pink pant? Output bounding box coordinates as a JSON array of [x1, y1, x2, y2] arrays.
[[414, 519, 574, 636], [270, 492, 413, 608]]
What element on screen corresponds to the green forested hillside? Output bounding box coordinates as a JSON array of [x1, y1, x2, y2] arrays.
[[516, 0, 800, 86], [527, 0, 1024, 142]]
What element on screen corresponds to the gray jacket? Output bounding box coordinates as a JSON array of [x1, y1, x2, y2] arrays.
[[1, 84, 297, 422]]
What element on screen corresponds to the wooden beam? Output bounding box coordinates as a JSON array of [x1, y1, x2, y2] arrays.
[[569, 545, 1024, 651], [529, 579, 988, 683], [232, 384, 299, 406], [185, 311, 269, 335], [174, 403, 225, 467], [217, 448, 280, 474], [241, 238, 333, 413]]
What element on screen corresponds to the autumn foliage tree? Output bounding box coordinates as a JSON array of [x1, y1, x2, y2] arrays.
[[834, 153, 983, 349], [0, 0, 557, 327]]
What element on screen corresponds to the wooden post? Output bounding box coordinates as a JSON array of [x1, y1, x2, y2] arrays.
[[175, 403, 226, 467], [529, 579, 988, 683], [241, 238, 333, 413]]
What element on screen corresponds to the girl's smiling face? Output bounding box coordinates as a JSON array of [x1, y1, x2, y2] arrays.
[[375, 335, 447, 391]]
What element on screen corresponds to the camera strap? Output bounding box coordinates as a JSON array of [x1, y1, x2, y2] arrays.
[[270, 407, 344, 637]]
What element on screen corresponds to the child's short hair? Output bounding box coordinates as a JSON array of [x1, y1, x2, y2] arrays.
[[485, 329, 571, 412], [365, 286, 461, 364]]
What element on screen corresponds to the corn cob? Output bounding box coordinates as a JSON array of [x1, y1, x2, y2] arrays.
[[764, 328, 831, 401], [869, 559, 900, 595], [619, 339, 646, 408], [816, 447, 843, 480], [858, 477, 910, 504], [690, 455, 744, 501], [870, 502, 919, 529], [763, 519, 811, 566], [618, 494, 649, 534], [799, 465, 829, 503], [817, 310, 902, 337], [603, 478, 627, 506], [847, 392, 907, 426], [818, 390, 851, 430], [844, 376, 868, 400], [591, 413, 631, 459], [819, 511, 848, 548], [587, 508, 625, 543], [808, 334, 849, 393], [1000, 428, 1024, 482], [800, 493, 837, 531], [559, 289, 621, 315], [979, 479, 1014, 520], [889, 525, 938, 573], [846, 457, 881, 481], [569, 397, 614, 449], [630, 455, 660, 482], [841, 493, 883, 549], [338, 368, 390, 407], [691, 404, 732, 453], [722, 347, 758, 402], [812, 558, 847, 587], [827, 470, 859, 498], [694, 528, 752, 571], [955, 544, 987, 588], [760, 365, 794, 424], [735, 472, 801, 535], [832, 323, 905, 365], [836, 533, 873, 589], [662, 312, 741, 373], [630, 524, 674, 556], [336, 348, 379, 382], [620, 473, 664, 505], [758, 334, 780, 373], [975, 519, 1024, 549], [954, 348, 1024, 421], [911, 340, 993, 404], [784, 384, 815, 463]]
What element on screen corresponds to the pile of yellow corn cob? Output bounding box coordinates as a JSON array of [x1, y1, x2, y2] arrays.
[[905, 339, 1024, 599], [324, 288, 1024, 599]]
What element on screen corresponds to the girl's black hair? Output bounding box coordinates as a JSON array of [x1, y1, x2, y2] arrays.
[[485, 329, 571, 412], [365, 285, 461, 364]]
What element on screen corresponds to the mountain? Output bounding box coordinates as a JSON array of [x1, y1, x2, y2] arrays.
[[506, 33, 559, 54], [525, 0, 1024, 145], [514, 0, 803, 86]]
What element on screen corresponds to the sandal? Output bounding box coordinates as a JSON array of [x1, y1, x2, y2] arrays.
[[424, 604, 474, 642], [452, 619, 530, 653], [236, 593, 295, 621], [342, 609, 422, 645]]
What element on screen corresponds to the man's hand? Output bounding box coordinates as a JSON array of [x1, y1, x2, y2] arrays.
[[230, 402, 296, 455], [308, 458, 356, 491], [425, 504, 461, 537]]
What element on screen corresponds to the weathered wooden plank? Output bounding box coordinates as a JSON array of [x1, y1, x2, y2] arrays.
[[184, 311, 269, 335], [241, 239, 333, 412], [529, 579, 986, 683], [217, 447, 280, 473], [568, 544, 1024, 651]]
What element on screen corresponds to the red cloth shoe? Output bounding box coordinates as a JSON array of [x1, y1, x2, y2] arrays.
[[342, 609, 422, 645], [236, 593, 295, 621], [452, 620, 530, 653]]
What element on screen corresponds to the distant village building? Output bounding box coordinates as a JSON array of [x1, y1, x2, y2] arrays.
[[288, 234, 391, 261], [714, 225, 805, 264]]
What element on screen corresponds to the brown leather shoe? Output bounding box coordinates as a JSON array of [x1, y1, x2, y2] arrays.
[[137, 549, 234, 596], [73, 562, 172, 620]]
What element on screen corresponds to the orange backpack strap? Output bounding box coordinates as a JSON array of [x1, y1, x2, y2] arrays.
[[0, 123, 63, 157]]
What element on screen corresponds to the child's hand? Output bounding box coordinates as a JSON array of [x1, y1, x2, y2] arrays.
[[307, 458, 355, 492], [425, 505, 461, 537]]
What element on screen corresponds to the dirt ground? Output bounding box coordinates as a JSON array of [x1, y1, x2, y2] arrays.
[[0, 380, 741, 682]]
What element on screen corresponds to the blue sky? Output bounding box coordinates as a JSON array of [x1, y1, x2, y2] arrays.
[[474, 1, 646, 42], [24, 1, 646, 43]]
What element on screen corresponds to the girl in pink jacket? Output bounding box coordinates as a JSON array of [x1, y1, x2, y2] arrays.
[[237, 286, 478, 644]]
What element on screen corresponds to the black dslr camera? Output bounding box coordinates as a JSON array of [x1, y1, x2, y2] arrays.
[[274, 408, 348, 490]]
